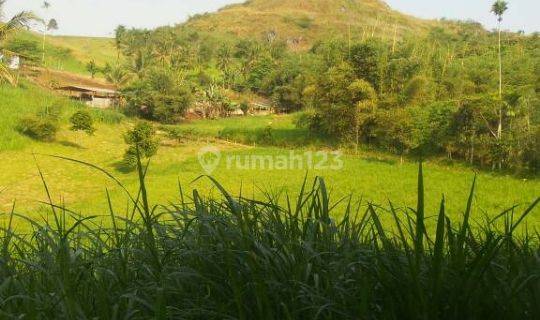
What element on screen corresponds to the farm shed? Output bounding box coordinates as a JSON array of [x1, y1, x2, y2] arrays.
[[251, 103, 274, 115], [56, 85, 119, 108]]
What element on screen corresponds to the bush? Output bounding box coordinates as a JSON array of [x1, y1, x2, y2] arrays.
[[257, 125, 274, 144], [17, 116, 59, 142], [239, 101, 249, 115], [122, 122, 159, 169], [122, 146, 140, 169], [522, 126, 540, 173], [295, 109, 323, 133], [70, 110, 96, 135]]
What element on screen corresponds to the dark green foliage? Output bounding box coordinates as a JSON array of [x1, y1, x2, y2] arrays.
[[17, 106, 62, 142], [295, 109, 324, 133], [258, 125, 274, 144], [85, 59, 99, 78], [69, 109, 95, 135], [403, 75, 435, 105], [122, 122, 159, 169], [4, 38, 40, 62], [113, 20, 539, 173], [123, 70, 192, 123], [523, 126, 540, 171], [239, 101, 249, 115], [0, 162, 537, 319], [348, 40, 383, 89], [17, 115, 58, 141], [371, 108, 416, 157], [247, 54, 275, 92]]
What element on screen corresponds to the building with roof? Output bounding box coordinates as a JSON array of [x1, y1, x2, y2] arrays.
[[56, 85, 120, 108]]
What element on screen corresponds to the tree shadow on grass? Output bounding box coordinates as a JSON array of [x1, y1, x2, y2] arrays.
[[57, 140, 86, 149], [112, 160, 136, 174], [361, 156, 398, 166]]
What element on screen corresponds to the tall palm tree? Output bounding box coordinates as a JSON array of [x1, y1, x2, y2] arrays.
[[114, 25, 126, 60], [103, 63, 131, 87], [491, 0, 508, 139], [0, 0, 35, 84], [41, 1, 51, 64]]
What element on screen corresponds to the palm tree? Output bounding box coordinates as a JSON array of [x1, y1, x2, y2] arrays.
[[491, 0, 508, 139], [0, 0, 35, 84], [114, 25, 126, 60], [103, 63, 131, 87], [86, 59, 99, 78], [40, 1, 55, 64]]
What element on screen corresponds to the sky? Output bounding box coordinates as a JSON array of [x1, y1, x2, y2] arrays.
[[2, 0, 539, 37]]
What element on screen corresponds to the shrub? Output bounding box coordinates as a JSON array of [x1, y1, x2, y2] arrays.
[[239, 101, 249, 116], [122, 122, 159, 169], [257, 125, 274, 144], [522, 126, 540, 173], [17, 115, 59, 142], [70, 110, 95, 135], [295, 109, 324, 133]]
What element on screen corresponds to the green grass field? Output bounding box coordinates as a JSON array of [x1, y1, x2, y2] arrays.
[[6, 31, 116, 76], [42, 35, 117, 75], [47, 35, 117, 67], [1, 84, 538, 228]]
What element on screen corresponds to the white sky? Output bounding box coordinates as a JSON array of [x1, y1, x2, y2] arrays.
[[3, 0, 539, 37]]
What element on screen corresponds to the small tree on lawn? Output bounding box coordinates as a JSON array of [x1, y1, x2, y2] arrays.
[[240, 101, 249, 116], [86, 60, 99, 78], [70, 110, 95, 135], [123, 122, 159, 170]]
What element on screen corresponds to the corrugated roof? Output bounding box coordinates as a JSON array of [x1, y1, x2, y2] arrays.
[[57, 85, 118, 94]]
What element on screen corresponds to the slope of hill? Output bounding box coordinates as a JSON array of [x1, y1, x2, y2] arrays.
[[185, 0, 441, 49], [5, 31, 116, 76], [46, 35, 117, 68]]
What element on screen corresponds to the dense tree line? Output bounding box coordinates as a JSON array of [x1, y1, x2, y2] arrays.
[[105, 18, 540, 172]]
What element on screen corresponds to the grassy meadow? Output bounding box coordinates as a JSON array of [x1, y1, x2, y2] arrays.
[[41, 35, 117, 75], [46, 35, 118, 68], [0, 84, 538, 230], [1, 88, 538, 318], [0, 162, 538, 319], [6, 31, 116, 76]]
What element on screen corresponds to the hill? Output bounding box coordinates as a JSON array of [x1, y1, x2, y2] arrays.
[[185, 0, 460, 49], [5, 31, 116, 75], [46, 35, 117, 68]]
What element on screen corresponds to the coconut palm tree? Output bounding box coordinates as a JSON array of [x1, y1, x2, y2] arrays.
[[41, 1, 58, 65], [103, 63, 131, 87], [114, 25, 126, 60], [491, 0, 508, 139], [0, 0, 35, 84]]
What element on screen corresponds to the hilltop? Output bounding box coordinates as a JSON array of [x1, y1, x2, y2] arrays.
[[184, 0, 473, 49], [4, 0, 487, 70]]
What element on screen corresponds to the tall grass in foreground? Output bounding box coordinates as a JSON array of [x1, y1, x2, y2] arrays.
[[0, 160, 538, 319]]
